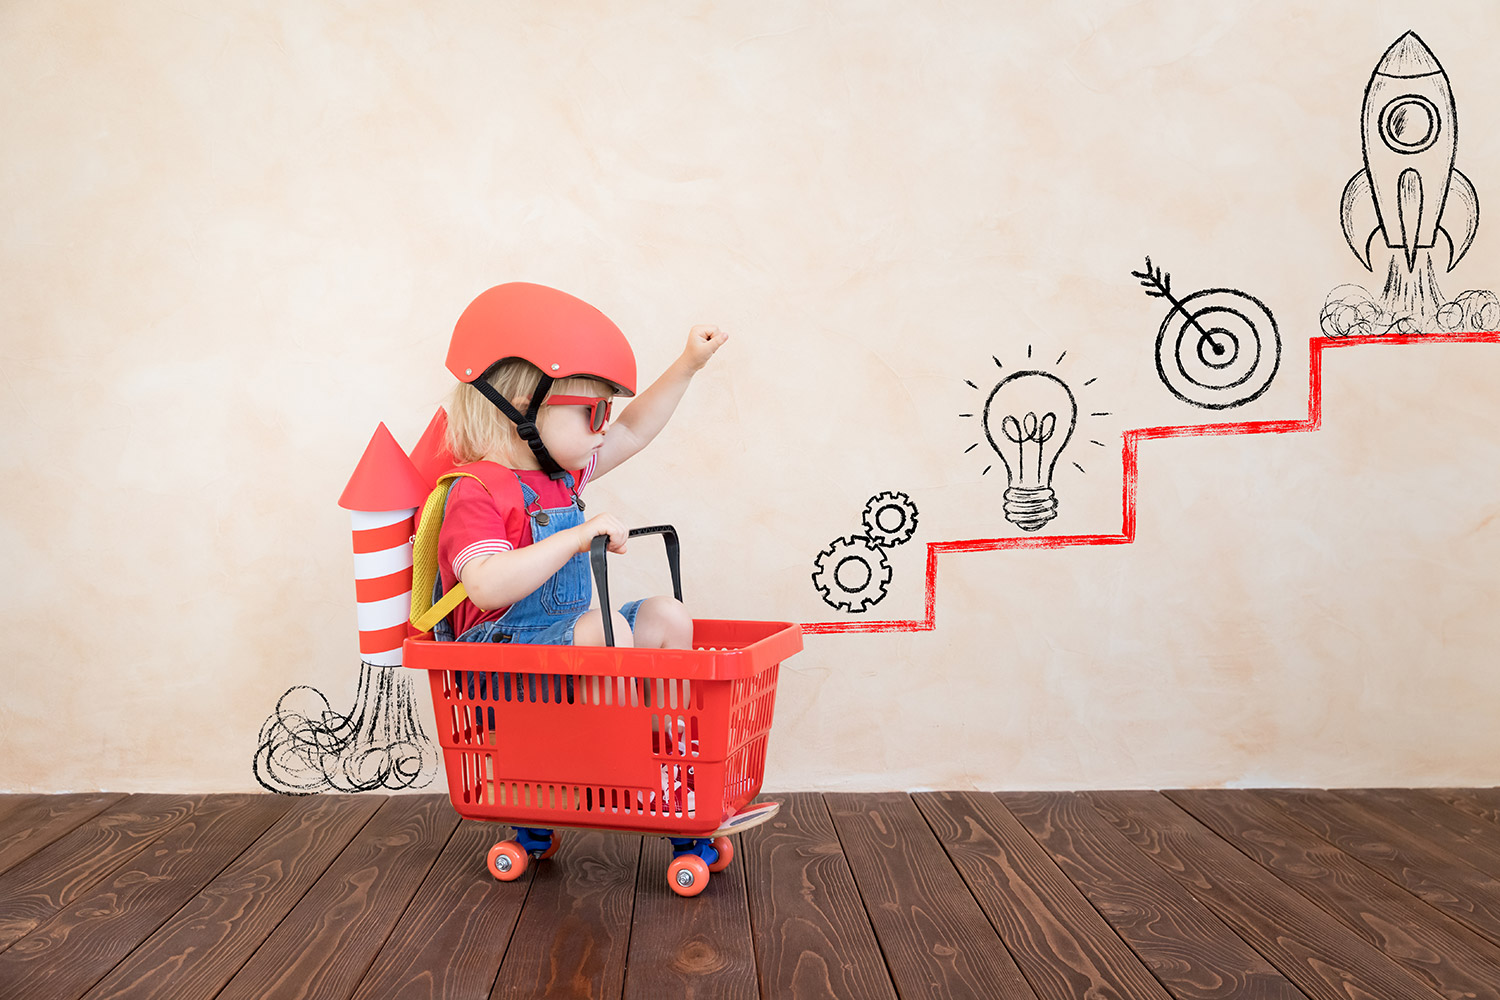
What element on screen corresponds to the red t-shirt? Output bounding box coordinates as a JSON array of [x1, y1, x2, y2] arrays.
[[437, 456, 596, 638]]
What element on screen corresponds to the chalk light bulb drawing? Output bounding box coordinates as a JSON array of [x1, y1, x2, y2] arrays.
[[982, 370, 1077, 531]]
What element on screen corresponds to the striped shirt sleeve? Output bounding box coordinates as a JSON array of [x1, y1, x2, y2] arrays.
[[453, 538, 513, 578]]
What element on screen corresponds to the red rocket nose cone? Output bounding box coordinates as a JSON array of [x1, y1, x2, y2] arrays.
[[1376, 32, 1441, 78], [339, 423, 430, 511]]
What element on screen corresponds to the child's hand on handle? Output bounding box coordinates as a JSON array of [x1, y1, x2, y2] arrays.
[[576, 512, 628, 554], [682, 324, 729, 372]]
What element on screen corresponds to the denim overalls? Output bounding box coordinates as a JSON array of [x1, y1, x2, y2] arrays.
[[454, 471, 643, 646]]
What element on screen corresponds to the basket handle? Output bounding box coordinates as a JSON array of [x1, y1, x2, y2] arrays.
[[589, 525, 682, 647]]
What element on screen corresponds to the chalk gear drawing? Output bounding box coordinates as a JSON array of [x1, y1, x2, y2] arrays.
[[812, 491, 919, 613], [1133, 256, 1281, 410]]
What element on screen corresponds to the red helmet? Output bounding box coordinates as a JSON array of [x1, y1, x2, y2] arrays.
[[446, 282, 636, 396]]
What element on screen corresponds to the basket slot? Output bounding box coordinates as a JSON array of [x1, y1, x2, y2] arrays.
[[458, 750, 500, 806], [656, 762, 695, 818], [657, 678, 693, 711], [475, 777, 701, 821], [448, 670, 583, 705], [651, 714, 700, 758]]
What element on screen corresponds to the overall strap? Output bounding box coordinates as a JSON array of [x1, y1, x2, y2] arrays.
[[409, 471, 488, 634], [513, 472, 540, 511]]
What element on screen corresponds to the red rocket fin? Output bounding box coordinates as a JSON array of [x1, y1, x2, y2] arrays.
[[408, 407, 456, 490], [339, 423, 431, 512]]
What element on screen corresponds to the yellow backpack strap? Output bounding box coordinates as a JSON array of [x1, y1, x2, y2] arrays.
[[409, 472, 486, 634]]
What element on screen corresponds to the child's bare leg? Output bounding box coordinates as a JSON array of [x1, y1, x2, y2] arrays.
[[573, 609, 634, 647], [631, 596, 693, 649]]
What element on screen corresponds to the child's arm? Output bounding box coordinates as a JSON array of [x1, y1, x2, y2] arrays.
[[459, 513, 628, 611], [593, 324, 728, 478]]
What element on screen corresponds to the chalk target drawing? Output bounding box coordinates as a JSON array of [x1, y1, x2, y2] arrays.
[[1134, 257, 1281, 410], [812, 491, 918, 613]]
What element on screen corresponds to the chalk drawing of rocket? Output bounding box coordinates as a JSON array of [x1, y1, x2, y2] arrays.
[[1340, 31, 1480, 273]]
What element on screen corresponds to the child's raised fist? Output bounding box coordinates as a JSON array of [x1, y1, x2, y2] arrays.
[[683, 325, 729, 371]]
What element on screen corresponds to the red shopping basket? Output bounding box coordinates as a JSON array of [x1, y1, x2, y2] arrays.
[[403, 527, 802, 838]]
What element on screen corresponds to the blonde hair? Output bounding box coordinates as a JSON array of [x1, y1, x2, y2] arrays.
[[446, 359, 614, 465]]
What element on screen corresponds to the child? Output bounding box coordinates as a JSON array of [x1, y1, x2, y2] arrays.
[[436, 281, 727, 648]]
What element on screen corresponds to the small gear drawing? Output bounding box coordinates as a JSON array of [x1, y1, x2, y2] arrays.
[[811, 536, 893, 614], [861, 491, 918, 548]]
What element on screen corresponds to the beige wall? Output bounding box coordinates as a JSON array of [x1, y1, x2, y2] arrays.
[[4, 0, 1499, 792]]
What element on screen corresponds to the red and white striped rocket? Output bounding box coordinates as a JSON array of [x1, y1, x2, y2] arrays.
[[338, 423, 432, 666]]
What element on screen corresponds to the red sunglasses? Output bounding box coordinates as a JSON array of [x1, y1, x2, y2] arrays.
[[542, 394, 613, 431]]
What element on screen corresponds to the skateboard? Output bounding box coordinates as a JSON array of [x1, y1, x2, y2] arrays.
[[703, 798, 780, 836], [484, 800, 781, 896]]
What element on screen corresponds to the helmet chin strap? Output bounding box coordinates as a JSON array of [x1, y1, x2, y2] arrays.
[[472, 374, 570, 481]]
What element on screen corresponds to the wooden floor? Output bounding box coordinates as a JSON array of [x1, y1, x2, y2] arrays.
[[2, 789, 1500, 999]]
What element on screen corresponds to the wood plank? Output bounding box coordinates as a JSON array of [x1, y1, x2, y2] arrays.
[[81, 794, 383, 1000], [1169, 789, 1500, 1000], [1427, 788, 1500, 828], [1254, 788, 1500, 947], [0, 791, 44, 863], [1338, 789, 1500, 877], [1001, 791, 1307, 1000], [825, 791, 1037, 1000], [215, 794, 459, 1000], [1086, 791, 1445, 1000], [346, 818, 536, 1000], [0, 794, 291, 1000], [916, 791, 1171, 1000], [490, 828, 638, 999], [0, 794, 39, 826], [0, 794, 199, 951], [0, 793, 128, 879], [1, 788, 1495, 1000], [739, 792, 897, 1000], [622, 835, 757, 1000]]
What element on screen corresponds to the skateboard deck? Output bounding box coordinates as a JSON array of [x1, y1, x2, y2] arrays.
[[705, 799, 779, 837]]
